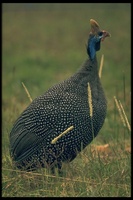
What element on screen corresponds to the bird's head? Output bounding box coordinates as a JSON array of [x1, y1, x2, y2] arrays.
[[87, 19, 111, 60]]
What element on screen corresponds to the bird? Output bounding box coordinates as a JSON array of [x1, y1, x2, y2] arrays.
[[9, 19, 110, 173]]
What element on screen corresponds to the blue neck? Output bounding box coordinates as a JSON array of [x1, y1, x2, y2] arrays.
[[87, 35, 101, 60]]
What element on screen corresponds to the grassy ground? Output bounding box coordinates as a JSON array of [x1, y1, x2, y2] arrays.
[[2, 3, 131, 197]]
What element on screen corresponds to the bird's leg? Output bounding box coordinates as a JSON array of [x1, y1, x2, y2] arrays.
[[50, 161, 62, 176], [57, 162, 63, 175]]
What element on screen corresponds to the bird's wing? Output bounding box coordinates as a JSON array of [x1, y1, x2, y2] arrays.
[[11, 128, 54, 162], [10, 111, 55, 162]]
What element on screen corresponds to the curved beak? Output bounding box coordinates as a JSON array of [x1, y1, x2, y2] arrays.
[[101, 30, 111, 41]]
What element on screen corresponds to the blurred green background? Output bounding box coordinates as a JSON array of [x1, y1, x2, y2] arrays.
[[2, 3, 131, 100]]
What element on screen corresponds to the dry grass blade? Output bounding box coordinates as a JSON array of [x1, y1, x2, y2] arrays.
[[119, 100, 131, 131], [87, 82, 95, 140], [51, 126, 74, 144], [22, 82, 33, 103], [87, 83, 93, 117], [114, 96, 126, 127], [99, 54, 104, 78], [114, 96, 131, 131]]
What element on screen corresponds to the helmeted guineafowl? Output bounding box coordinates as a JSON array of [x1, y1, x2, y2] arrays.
[[9, 19, 110, 172]]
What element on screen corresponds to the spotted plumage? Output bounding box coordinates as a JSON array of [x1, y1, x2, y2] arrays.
[[9, 19, 110, 172]]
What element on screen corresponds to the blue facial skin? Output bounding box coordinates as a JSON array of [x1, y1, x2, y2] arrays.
[[87, 35, 103, 60]]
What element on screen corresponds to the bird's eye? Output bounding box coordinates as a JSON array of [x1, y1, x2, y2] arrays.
[[98, 31, 103, 36]]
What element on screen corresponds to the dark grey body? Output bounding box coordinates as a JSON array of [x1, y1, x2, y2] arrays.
[[10, 57, 107, 170]]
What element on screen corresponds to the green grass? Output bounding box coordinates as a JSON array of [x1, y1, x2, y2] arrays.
[[2, 3, 131, 197]]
